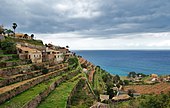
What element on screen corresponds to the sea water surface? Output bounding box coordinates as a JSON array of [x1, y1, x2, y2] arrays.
[[75, 50, 170, 76]]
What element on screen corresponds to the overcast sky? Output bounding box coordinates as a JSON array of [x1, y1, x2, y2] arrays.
[[0, 0, 170, 50]]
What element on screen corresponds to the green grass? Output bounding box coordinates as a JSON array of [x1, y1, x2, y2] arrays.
[[0, 77, 4, 81], [5, 36, 44, 46], [0, 75, 63, 108], [0, 54, 17, 57], [37, 75, 81, 108], [93, 67, 105, 92]]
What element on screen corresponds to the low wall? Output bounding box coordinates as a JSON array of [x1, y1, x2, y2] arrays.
[[0, 61, 60, 77], [0, 63, 68, 87], [0, 55, 13, 61], [0, 66, 69, 104], [0, 60, 28, 68], [22, 69, 81, 108], [66, 78, 84, 108]]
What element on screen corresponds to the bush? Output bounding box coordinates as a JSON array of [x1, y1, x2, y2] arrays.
[[68, 57, 78, 69], [0, 40, 17, 54], [42, 67, 49, 74], [124, 80, 129, 85]]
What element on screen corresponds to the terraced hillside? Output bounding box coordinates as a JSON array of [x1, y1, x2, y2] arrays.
[[0, 37, 106, 108], [0, 56, 85, 107]]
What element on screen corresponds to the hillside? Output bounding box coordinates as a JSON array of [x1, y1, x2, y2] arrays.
[[0, 35, 107, 108]]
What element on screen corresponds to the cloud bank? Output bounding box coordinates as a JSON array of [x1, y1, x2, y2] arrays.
[[0, 0, 170, 49]]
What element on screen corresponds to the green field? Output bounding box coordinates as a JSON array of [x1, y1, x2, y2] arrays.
[[37, 75, 81, 108], [0, 69, 80, 108]]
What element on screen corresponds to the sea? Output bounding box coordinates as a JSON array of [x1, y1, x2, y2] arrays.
[[74, 50, 170, 76]]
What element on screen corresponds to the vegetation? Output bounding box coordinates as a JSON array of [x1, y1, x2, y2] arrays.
[[12, 23, 17, 36], [93, 66, 106, 96], [42, 67, 49, 74], [4, 36, 43, 46], [0, 75, 63, 108], [0, 39, 17, 54], [111, 93, 170, 108], [38, 75, 81, 108], [69, 79, 95, 108], [68, 57, 79, 70], [0, 25, 4, 34], [128, 71, 147, 78]]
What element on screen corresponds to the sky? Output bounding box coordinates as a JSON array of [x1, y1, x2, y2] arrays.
[[0, 0, 170, 50]]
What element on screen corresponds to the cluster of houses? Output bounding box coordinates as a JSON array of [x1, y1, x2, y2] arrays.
[[16, 43, 73, 64], [0, 32, 73, 64], [2, 33, 34, 39], [150, 74, 170, 83]]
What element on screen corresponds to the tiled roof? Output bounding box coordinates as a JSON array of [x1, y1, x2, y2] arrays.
[[112, 94, 130, 101], [17, 46, 41, 53]]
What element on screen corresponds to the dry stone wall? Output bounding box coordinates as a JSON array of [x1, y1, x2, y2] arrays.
[[0, 66, 69, 104], [22, 69, 81, 108]]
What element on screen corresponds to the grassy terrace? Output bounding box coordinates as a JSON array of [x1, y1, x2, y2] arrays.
[[0, 69, 78, 108], [37, 74, 82, 108], [93, 67, 105, 92], [5, 36, 44, 46]]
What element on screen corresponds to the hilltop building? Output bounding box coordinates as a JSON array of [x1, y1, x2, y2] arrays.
[[42, 47, 64, 63], [16, 44, 42, 63]]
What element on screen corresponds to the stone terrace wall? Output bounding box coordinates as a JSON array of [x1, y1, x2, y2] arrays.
[[22, 69, 81, 108], [0, 66, 69, 104], [66, 78, 84, 108], [0, 61, 59, 77], [0, 63, 68, 87], [0, 56, 13, 61], [0, 60, 28, 68]]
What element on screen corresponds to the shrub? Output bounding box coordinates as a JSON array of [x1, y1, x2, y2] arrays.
[[42, 67, 49, 74], [0, 40, 17, 54]]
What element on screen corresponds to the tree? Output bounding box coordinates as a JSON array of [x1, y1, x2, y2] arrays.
[[0, 25, 4, 34], [128, 89, 134, 97], [5, 29, 14, 36], [113, 75, 120, 83], [66, 45, 69, 48], [0, 40, 17, 54], [128, 72, 137, 78], [107, 87, 116, 99], [31, 34, 34, 39], [12, 23, 17, 36]]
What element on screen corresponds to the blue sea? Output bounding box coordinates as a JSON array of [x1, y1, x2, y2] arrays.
[[75, 50, 170, 76]]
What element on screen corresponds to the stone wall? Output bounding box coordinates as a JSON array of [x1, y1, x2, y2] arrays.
[[22, 69, 81, 108], [0, 55, 13, 61], [0, 61, 60, 77], [0, 60, 28, 68], [0, 66, 69, 104], [66, 78, 84, 108]]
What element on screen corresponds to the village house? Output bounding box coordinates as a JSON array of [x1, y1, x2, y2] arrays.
[[150, 74, 159, 82], [58, 47, 69, 54], [112, 94, 130, 102], [16, 44, 42, 63], [100, 94, 109, 102], [15, 33, 32, 39], [58, 47, 73, 60], [42, 47, 64, 63]]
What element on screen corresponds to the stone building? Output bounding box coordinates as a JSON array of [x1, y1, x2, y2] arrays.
[[16, 44, 42, 63]]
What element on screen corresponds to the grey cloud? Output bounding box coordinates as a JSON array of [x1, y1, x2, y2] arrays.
[[0, 0, 170, 38]]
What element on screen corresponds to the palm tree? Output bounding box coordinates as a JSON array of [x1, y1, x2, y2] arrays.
[[12, 23, 17, 37], [0, 25, 4, 34]]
